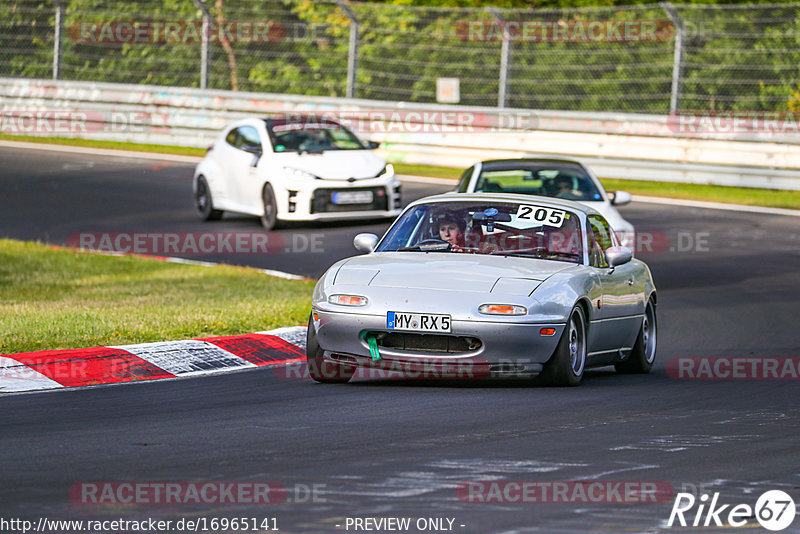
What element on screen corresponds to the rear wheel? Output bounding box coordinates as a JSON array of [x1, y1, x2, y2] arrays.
[[195, 175, 222, 221], [615, 299, 657, 374], [260, 183, 279, 231], [540, 305, 587, 387], [306, 315, 354, 384]]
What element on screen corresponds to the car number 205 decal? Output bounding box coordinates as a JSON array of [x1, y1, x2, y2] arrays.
[[514, 205, 567, 228], [387, 312, 452, 333]]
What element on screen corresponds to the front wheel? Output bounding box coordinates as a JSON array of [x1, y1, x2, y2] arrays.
[[195, 175, 223, 221], [615, 299, 657, 374], [539, 305, 587, 387], [306, 315, 354, 384], [260, 183, 280, 231]]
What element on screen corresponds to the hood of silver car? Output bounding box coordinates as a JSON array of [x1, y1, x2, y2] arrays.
[[334, 253, 575, 295]]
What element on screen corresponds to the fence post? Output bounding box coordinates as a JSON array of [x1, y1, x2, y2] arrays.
[[191, 0, 212, 89], [490, 8, 511, 109], [662, 2, 685, 113], [52, 0, 64, 80], [337, 0, 359, 99]]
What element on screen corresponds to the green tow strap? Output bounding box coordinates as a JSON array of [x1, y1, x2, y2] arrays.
[[361, 331, 382, 361]]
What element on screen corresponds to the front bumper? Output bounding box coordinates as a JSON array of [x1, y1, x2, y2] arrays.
[[278, 177, 402, 221], [311, 309, 565, 378]]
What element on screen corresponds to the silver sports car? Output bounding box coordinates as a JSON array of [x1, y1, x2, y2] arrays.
[[307, 193, 657, 386]]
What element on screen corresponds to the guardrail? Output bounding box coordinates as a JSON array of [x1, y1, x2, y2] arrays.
[[1, 78, 799, 190]]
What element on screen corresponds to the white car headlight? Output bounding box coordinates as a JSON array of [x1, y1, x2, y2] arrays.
[[283, 167, 318, 180], [376, 163, 394, 179]]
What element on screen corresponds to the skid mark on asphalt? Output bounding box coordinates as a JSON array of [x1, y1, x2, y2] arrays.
[[609, 434, 760, 453]]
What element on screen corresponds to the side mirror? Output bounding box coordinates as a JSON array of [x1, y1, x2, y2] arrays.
[[354, 233, 379, 253], [366, 141, 380, 150], [605, 246, 633, 269], [610, 191, 632, 206], [241, 144, 263, 156]]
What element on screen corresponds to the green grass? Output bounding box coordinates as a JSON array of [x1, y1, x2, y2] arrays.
[[0, 239, 314, 354], [2, 134, 798, 210], [599, 178, 800, 210], [392, 162, 464, 180], [0, 133, 206, 157]]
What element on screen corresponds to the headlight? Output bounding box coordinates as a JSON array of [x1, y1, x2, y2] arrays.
[[478, 304, 527, 316], [283, 167, 318, 180], [376, 163, 394, 179], [328, 294, 368, 306]]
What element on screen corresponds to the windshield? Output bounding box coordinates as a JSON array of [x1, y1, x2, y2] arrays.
[[266, 119, 366, 153], [377, 201, 584, 263], [474, 163, 603, 202]]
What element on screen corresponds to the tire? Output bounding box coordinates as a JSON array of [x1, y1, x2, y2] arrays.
[[615, 299, 657, 374], [306, 315, 354, 384], [260, 183, 280, 231], [540, 305, 587, 387], [194, 175, 223, 221]]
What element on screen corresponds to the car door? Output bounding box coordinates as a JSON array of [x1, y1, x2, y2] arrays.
[[220, 126, 263, 212], [587, 214, 642, 361]]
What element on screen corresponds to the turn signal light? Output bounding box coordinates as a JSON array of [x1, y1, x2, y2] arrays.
[[328, 294, 368, 306], [540, 328, 556, 336], [479, 304, 527, 316]]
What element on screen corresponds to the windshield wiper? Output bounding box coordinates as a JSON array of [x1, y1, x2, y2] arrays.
[[398, 240, 451, 252], [490, 250, 581, 262]]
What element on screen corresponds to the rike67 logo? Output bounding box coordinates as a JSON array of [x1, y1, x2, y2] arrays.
[[668, 490, 796, 531]]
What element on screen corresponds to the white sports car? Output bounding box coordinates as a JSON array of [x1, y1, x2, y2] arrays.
[[193, 116, 402, 229], [456, 158, 635, 249]]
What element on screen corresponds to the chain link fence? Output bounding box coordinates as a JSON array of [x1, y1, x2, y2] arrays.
[[2, 0, 800, 113]]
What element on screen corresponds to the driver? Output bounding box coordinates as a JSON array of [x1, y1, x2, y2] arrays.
[[554, 175, 579, 199], [437, 213, 467, 252]]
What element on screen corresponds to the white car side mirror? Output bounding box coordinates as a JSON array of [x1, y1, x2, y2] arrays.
[[354, 233, 379, 253], [605, 246, 633, 269], [611, 191, 632, 206]]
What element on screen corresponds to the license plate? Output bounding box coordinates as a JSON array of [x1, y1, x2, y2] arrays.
[[387, 312, 451, 333], [332, 190, 373, 204]]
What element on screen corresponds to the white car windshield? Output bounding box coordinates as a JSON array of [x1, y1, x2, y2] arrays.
[[267, 119, 365, 153], [473, 164, 603, 202], [376, 201, 584, 263]]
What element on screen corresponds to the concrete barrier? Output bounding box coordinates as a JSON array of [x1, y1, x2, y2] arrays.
[[2, 77, 799, 190]]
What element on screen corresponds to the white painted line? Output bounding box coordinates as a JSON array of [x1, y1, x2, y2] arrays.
[[158, 255, 309, 280], [0, 357, 63, 392], [0, 140, 201, 163], [73, 249, 308, 281], [113, 340, 256, 376], [257, 326, 307, 350], [631, 195, 800, 217]]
